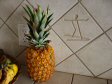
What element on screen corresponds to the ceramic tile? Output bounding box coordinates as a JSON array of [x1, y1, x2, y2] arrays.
[[53, 4, 103, 53], [98, 69, 112, 80], [72, 75, 107, 84], [108, 80, 112, 84], [56, 55, 92, 76], [35, 71, 72, 84], [0, 18, 3, 27], [48, 30, 73, 65], [15, 66, 34, 84], [107, 28, 112, 40], [76, 34, 112, 76], [6, 1, 29, 35], [0, 0, 23, 21], [0, 24, 25, 57], [81, 0, 112, 31], [27, 0, 78, 25], [16, 50, 26, 65]]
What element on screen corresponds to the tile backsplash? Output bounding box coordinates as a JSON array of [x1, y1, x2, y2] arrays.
[[0, 0, 112, 80]]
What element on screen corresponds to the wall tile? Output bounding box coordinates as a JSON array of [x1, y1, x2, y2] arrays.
[[53, 4, 103, 52], [56, 55, 92, 76], [107, 28, 112, 40], [0, 0, 23, 21], [0, 24, 25, 57], [82, 0, 112, 31], [6, 1, 29, 35], [76, 34, 112, 76]]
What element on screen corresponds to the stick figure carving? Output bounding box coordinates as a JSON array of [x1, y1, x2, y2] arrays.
[[64, 14, 89, 41]]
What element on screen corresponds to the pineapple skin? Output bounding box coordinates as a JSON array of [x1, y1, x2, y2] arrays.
[[26, 44, 55, 82]]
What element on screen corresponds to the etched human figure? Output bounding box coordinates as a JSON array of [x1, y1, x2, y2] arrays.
[[64, 14, 89, 41]]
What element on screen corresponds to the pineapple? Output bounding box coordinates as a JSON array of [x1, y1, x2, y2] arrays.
[[23, 4, 55, 82]]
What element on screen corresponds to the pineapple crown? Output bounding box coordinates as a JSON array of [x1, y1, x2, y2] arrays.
[[23, 4, 53, 48]]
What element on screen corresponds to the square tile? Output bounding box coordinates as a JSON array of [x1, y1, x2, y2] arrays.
[[107, 28, 112, 40], [76, 34, 112, 76], [0, 0, 23, 21], [6, 1, 29, 35], [53, 3, 103, 52], [108, 80, 112, 84], [0, 24, 25, 57], [81, 0, 112, 31], [15, 66, 34, 84], [27, 0, 78, 25], [56, 54, 92, 76], [72, 75, 107, 84], [35, 71, 73, 84], [98, 69, 112, 80]]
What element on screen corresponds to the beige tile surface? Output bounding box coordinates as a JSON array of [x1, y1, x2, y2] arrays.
[[53, 3, 103, 52], [98, 69, 112, 80], [15, 66, 34, 84], [27, 0, 78, 25], [35, 71, 73, 84], [107, 28, 112, 40], [72, 75, 107, 84], [0, 24, 25, 57], [48, 30, 73, 65], [108, 80, 112, 84], [6, 0, 29, 35], [56, 55, 92, 76], [76, 34, 112, 76], [0, 0, 23, 21], [81, 0, 112, 31]]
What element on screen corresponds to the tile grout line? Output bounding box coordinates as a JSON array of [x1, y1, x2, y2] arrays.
[[0, 0, 25, 37], [71, 74, 74, 84], [75, 26, 112, 53], [16, 47, 27, 57], [80, 1, 112, 44], [52, 28, 95, 77], [56, 53, 74, 66], [96, 67, 112, 77]]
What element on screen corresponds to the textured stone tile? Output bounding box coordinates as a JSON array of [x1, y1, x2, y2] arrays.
[[15, 66, 34, 84], [81, 0, 112, 31], [56, 55, 92, 76], [27, 0, 78, 25], [0, 0, 23, 21], [6, 0, 29, 35], [98, 69, 112, 80], [53, 3, 102, 52], [0, 24, 25, 57], [35, 71, 73, 84], [76, 34, 112, 76], [72, 75, 107, 84], [107, 28, 112, 40]]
